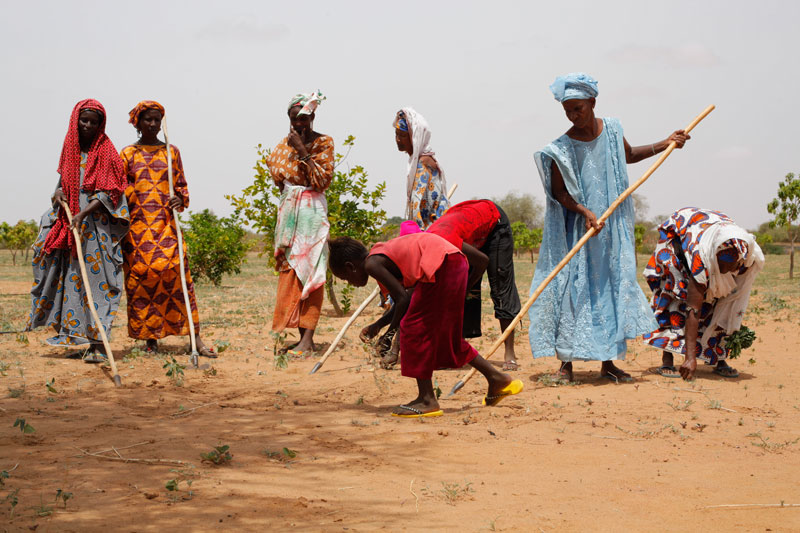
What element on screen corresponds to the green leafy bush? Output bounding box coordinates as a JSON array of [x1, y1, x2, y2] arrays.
[[182, 209, 249, 286]]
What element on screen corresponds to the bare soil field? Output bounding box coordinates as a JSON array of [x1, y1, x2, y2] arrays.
[[1, 250, 799, 532]]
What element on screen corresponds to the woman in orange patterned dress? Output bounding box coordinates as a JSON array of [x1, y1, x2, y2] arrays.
[[120, 101, 214, 356], [267, 91, 334, 355]]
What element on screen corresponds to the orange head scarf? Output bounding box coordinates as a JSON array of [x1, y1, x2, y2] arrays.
[[128, 100, 165, 128]]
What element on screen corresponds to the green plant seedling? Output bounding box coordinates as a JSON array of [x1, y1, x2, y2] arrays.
[[4, 488, 19, 517], [54, 489, 72, 508], [46, 378, 58, 394], [13, 418, 34, 434], [201, 445, 233, 465], [163, 357, 186, 385], [213, 339, 231, 353]]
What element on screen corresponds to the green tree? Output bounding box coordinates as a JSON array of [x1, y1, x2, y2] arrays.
[[492, 191, 543, 229], [767, 172, 800, 278], [0, 220, 38, 265], [181, 209, 249, 286], [511, 221, 542, 263], [227, 136, 387, 316]]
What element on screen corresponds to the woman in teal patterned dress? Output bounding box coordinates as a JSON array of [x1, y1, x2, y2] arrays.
[[27, 99, 130, 362]]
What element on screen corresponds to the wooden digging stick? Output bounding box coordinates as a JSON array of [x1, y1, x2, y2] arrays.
[[447, 104, 715, 397], [58, 200, 122, 387], [162, 117, 200, 369], [309, 182, 460, 375]]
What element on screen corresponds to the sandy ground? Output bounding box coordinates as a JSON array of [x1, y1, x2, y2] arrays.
[[1, 251, 799, 532]]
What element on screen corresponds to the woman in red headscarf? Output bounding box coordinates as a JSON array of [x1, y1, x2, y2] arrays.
[[120, 101, 213, 356], [27, 99, 130, 363]]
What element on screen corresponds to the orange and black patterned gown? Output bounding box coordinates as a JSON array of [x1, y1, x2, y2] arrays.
[[120, 144, 200, 340]]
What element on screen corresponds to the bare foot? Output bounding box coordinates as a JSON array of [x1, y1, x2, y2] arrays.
[[601, 361, 633, 383], [380, 350, 399, 369], [554, 361, 573, 381], [145, 339, 158, 353]]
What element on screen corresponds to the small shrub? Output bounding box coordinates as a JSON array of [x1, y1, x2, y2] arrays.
[[182, 209, 249, 286]]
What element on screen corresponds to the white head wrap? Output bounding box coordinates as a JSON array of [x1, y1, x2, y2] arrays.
[[396, 107, 447, 219], [697, 223, 765, 345]]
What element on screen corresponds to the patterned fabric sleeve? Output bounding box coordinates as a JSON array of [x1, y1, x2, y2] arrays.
[[304, 135, 335, 191], [171, 146, 189, 211]]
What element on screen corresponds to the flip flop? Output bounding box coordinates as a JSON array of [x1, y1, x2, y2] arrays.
[[391, 405, 444, 418], [83, 352, 107, 364], [286, 349, 315, 360], [198, 347, 218, 359], [713, 366, 739, 378], [482, 379, 524, 406], [657, 365, 681, 379], [502, 360, 520, 371], [601, 371, 634, 383]]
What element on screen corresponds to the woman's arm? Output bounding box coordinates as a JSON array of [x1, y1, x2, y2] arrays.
[[462, 243, 488, 291], [550, 160, 604, 234], [624, 130, 690, 164], [70, 198, 103, 230], [365, 255, 412, 354], [680, 277, 707, 381]]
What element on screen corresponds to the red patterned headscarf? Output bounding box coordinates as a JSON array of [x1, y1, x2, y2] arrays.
[[128, 100, 165, 128], [43, 99, 127, 255]]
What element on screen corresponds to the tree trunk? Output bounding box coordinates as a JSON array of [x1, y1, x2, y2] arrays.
[[326, 276, 344, 317], [10, 250, 16, 266], [530, 249, 535, 263], [790, 239, 795, 280]]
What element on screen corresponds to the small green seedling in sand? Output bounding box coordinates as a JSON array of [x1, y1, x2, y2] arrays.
[[31, 496, 53, 517], [163, 357, 185, 385], [271, 331, 289, 369], [13, 418, 34, 434], [667, 399, 694, 411], [165, 478, 193, 501], [4, 489, 19, 517], [0, 361, 9, 376], [45, 378, 58, 394], [203, 366, 217, 377], [213, 339, 230, 353], [15, 333, 28, 345], [124, 347, 149, 362], [747, 432, 800, 452], [54, 489, 72, 508], [439, 481, 475, 505], [264, 447, 297, 460], [434, 379, 442, 399], [537, 373, 573, 387], [201, 445, 233, 465], [7, 386, 25, 399]]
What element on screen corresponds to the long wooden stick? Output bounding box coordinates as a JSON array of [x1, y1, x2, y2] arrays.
[[58, 200, 122, 387], [162, 117, 200, 369], [309, 287, 379, 374], [309, 182, 460, 375], [447, 105, 715, 397]]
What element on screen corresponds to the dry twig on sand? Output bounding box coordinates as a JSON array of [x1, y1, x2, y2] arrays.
[[410, 478, 419, 513], [171, 401, 219, 418], [74, 446, 191, 466], [71, 441, 154, 458], [701, 503, 800, 510]]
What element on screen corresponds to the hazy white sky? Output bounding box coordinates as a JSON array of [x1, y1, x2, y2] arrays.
[[1, 0, 797, 230]]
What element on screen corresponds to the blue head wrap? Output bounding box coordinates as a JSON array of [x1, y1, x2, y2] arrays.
[[549, 73, 599, 102]]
